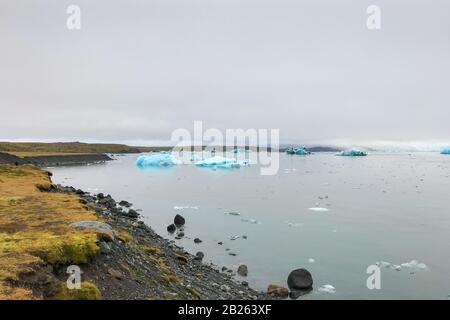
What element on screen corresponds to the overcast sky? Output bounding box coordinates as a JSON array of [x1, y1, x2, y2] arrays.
[[0, 0, 449, 147]]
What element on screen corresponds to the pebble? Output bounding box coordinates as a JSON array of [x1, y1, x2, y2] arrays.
[[220, 284, 231, 292]]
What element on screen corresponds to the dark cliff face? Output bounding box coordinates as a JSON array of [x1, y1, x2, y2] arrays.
[[0, 152, 112, 166], [0, 152, 26, 164]]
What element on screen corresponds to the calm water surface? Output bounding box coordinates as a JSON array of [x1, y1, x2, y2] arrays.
[[48, 152, 450, 299]]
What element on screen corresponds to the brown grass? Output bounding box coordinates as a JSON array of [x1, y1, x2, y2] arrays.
[[7, 152, 92, 158], [0, 142, 142, 155], [0, 165, 100, 299]]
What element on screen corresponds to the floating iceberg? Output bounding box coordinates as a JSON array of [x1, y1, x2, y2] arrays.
[[441, 149, 450, 155], [136, 153, 182, 167], [337, 149, 368, 157], [286, 146, 310, 155], [196, 156, 249, 169]]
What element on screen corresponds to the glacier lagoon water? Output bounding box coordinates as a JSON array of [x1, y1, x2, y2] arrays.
[[48, 152, 450, 299]]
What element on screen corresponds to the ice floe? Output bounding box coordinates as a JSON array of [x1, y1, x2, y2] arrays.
[[441, 148, 450, 155]]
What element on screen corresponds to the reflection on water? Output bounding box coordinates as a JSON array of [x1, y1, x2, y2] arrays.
[[49, 152, 450, 299]]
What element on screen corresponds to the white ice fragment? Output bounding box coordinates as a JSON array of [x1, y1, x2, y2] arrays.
[[376, 260, 427, 272], [318, 284, 336, 293], [229, 235, 240, 240], [400, 260, 428, 271], [308, 207, 330, 212], [308, 258, 315, 263]]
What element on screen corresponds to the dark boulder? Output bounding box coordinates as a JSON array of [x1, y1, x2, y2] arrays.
[[119, 200, 132, 207], [174, 214, 185, 227], [237, 264, 248, 277], [98, 195, 116, 209], [167, 224, 176, 233], [194, 251, 204, 261], [194, 238, 202, 244], [123, 209, 139, 219], [287, 268, 313, 290]]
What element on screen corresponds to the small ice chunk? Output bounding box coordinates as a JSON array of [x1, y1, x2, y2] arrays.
[[308, 207, 329, 212], [308, 258, 315, 263], [174, 205, 199, 211], [337, 149, 368, 157], [400, 260, 428, 271], [318, 284, 336, 293], [376, 260, 427, 272], [225, 211, 241, 216], [229, 235, 240, 240]]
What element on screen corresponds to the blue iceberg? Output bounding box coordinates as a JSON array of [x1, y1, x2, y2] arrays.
[[286, 146, 310, 155], [196, 156, 249, 169], [136, 152, 182, 167], [337, 149, 368, 157], [441, 148, 450, 155]]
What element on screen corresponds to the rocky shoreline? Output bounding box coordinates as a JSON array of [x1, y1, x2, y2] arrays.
[[50, 183, 271, 300], [0, 152, 112, 166]]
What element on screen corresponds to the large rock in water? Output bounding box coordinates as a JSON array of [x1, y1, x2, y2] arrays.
[[287, 268, 313, 290], [174, 214, 185, 227], [237, 264, 248, 276], [167, 224, 176, 233]]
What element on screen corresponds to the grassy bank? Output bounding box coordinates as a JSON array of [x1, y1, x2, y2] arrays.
[[0, 142, 145, 156], [0, 165, 100, 299]]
